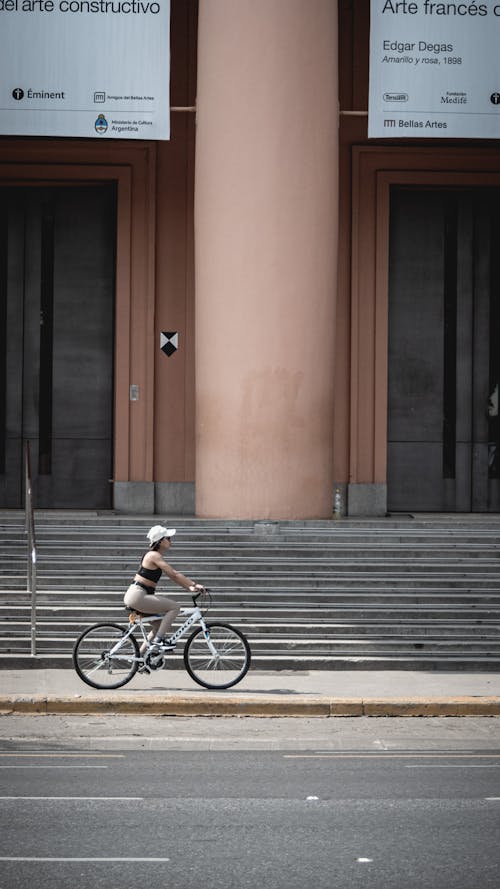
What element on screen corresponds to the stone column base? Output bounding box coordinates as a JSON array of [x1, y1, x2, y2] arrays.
[[347, 483, 387, 517], [113, 482, 154, 513], [112, 481, 386, 518], [113, 482, 195, 515], [155, 482, 195, 515]]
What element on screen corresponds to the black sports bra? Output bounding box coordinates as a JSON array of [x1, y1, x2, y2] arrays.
[[137, 556, 162, 584]]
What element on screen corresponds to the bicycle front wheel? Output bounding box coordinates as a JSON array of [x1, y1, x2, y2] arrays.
[[73, 623, 139, 690], [184, 622, 251, 689]]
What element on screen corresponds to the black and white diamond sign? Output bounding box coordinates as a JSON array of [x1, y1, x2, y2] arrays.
[[160, 332, 179, 357]]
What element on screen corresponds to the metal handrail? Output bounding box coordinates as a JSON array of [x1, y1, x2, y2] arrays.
[[25, 442, 37, 657]]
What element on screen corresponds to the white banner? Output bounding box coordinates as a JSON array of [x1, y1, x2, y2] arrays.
[[0, 0, 170, 140], [369, 0, 500, 138]]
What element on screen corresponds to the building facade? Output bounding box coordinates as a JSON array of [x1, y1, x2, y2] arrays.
[[1, 0, 499, 518]]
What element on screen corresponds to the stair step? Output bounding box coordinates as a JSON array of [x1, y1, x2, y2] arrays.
[[2, 512, 500, 670]]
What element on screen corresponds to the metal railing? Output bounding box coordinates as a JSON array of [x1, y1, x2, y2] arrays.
[[25, 442, 37, 656]]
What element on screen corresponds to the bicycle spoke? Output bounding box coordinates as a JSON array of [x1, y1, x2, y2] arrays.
[[82, 660, 106, 678]]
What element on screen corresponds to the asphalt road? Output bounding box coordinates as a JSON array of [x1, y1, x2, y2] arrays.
[[1, 717, 500, 889]]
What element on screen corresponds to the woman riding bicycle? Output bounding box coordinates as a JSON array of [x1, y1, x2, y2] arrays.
[[124, 525, 205, 653]]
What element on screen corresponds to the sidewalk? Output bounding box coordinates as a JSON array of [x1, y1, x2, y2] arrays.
[[1, 668, 500, 716]]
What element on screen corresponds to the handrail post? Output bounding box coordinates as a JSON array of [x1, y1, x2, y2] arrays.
[[25, 442, 37, 657]]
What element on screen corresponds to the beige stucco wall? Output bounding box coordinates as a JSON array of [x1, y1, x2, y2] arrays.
[[194, 0, 339, 518]]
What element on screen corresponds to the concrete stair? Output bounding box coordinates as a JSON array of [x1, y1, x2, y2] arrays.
[[1, 511, 500, 670]]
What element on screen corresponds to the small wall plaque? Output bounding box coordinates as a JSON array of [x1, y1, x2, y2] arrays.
[[160, 332, 179, 357]]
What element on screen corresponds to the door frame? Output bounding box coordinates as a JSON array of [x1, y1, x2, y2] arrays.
[[350, 145, 500, 513], [0, 140, 157, 500]]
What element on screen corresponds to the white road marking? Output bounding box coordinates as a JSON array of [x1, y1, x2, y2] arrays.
[[284, 754, 500, 759], [0, 753, 123, 758], [406, 765, 500, 769], [0, 796, 143, 801], [0, 857, 170, 862], [0, 765, 108, 769]]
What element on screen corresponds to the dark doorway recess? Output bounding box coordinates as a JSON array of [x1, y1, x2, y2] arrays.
[[388, 187, 500, 513], [0, 185, 116, 508]]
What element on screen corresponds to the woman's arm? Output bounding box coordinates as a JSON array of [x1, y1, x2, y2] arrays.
[[149, 553, 202, 592]]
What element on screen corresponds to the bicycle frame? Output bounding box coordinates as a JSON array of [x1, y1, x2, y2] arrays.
[[74, 585, 250, 691], [108, 605, 218, 663]]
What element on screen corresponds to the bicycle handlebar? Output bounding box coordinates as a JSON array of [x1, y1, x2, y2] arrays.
[[192, 587, 211, 610]]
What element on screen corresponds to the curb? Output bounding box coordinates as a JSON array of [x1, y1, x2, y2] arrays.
[[1, 695, 500, 717]]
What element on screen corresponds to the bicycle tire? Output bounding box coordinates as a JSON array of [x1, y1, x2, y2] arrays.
[[183, 622, 251, 690], [73, 622, 139, 690]]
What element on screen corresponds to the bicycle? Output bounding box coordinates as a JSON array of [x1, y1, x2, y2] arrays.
[[72, 589, 251, 691]]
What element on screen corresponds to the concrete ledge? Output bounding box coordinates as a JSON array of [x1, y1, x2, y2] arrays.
[[362, 696, 500, 717], [1, 695, 499, 717]]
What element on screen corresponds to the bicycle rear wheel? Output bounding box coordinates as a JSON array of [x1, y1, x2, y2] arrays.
[[73, 623, 139, 689], [184, 622, 251, 689]]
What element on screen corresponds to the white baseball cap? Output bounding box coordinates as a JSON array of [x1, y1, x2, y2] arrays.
[[147, 525, 176, 545]]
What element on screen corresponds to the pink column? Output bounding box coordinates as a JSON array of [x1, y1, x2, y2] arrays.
[[195, 0, 338, 519]]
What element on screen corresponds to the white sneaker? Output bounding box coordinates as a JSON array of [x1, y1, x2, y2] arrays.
[[151, 639, 175, 652]]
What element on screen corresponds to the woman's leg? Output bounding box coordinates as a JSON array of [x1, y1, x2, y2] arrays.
[[124, 584, 180, 647], [141, 623, 160, 656], [148, 595, 181, 638], [140, 598, 180, 651]]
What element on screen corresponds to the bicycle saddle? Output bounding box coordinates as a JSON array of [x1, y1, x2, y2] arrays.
[[125, 606, 148, 622]]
